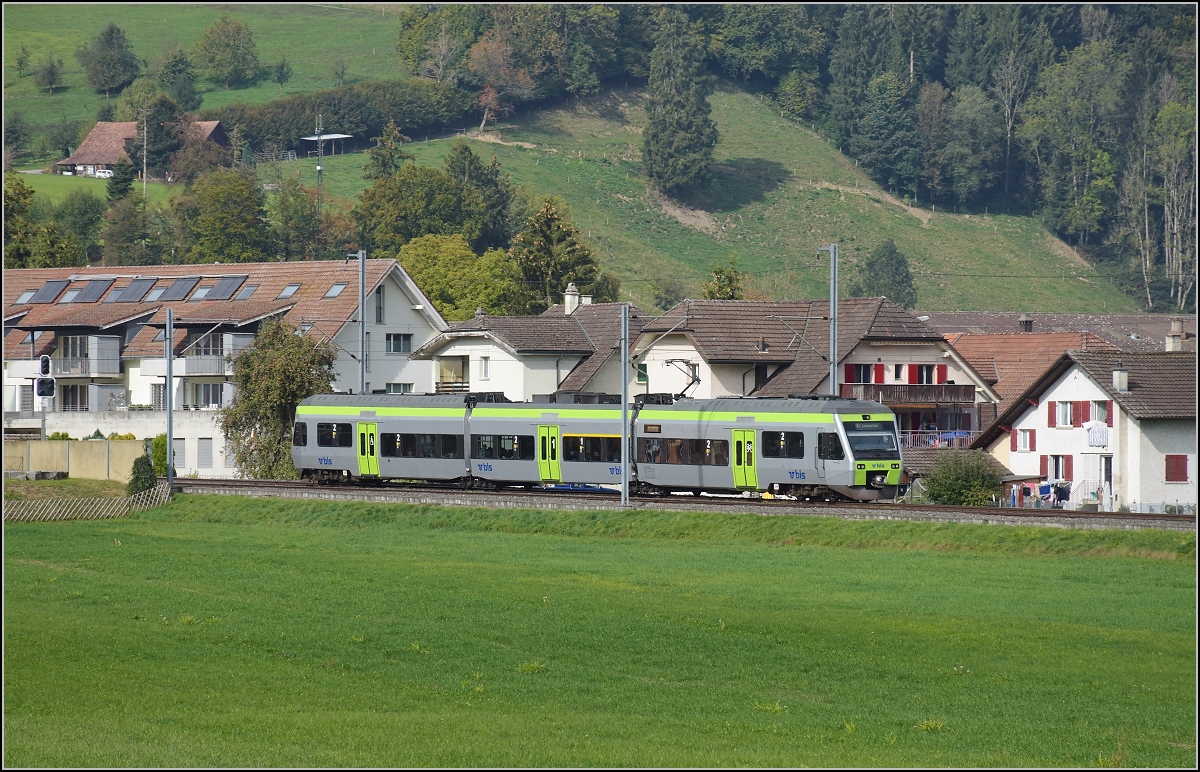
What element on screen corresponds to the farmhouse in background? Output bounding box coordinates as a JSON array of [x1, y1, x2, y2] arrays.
[[53, 120, 229, 178]]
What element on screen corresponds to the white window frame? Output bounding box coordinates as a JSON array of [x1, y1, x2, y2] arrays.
[[1017, 429, 1033, 452], [324, 282, 348, 299], [480, 356, 490, 380], [1049, 454, 1068, 480], [1057, 401, 1073, 427], [1091, 400, 1108, 424], [386, 333, 412, 354], [277, 283, 300, 299], [386, 383, 414, 394], [15, 290, 36, 304]]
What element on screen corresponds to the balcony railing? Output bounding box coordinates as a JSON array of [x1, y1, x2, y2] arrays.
[[899, 430, 979, 449], [435, 381, 469, 394], [840, 383, 976, 404], [184, 354, 228, 376], [52, 356, 122, 377]]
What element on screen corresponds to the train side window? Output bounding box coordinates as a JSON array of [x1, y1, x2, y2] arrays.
[[784, 432, 804, 458], [762, 431, 780, 457], [817, 432, 845, 460], [473, 435, 496, 459], [518, 435, 535, 460], [563, 436, 584, 462], [419, 434, 437, 458], [380, 433, 400, 457], [400, 434, 417, 457], [498, 435, 519, 460], [638, 437, 663, 463], [292, 422, 307, 447], [440, 435, 464, 459], [317, 422, 352, 447]]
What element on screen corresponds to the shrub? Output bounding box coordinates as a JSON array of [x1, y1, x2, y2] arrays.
[[127, 454, 157, 496], [150, 433, 175, 477], [108, 431, 138, 441], [923, 450, 1002, 506], [47, 431, 72, 440]]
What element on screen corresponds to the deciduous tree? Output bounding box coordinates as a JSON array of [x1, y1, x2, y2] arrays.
[[193, 15, 262, 90], [398, 234, 524, 320], [642, 7, 719, 197], [357, 164, 486, 255], [34, 54, 64, 94], [177, 168, 270, 264], [55, 189, 107, 262], [271, 58, 292, 93], [218, 318, 336, 480], [77, 23, 140, 98], [923, 449, 1001, 506], [157, 46, 201, 111], [701, 255, 746, 300], [465, 36, 534, 131]]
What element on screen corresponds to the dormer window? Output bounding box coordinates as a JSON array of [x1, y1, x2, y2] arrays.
[[278, 284, 300, 299], [15, 290, 36, 304], [324, 283, 347, 299]]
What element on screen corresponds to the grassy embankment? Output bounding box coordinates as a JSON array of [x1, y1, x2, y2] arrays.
[[5, 2, 1139, 313], [4, 495, 1195, 767]]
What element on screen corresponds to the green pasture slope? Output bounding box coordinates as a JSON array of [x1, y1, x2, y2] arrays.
[[15, 171, 173, 207], [4, 4, 1139, 313], [4, 497, 1195, 767]]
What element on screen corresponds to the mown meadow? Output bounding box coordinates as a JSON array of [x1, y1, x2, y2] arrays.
[[4, 494, 1194, 767]]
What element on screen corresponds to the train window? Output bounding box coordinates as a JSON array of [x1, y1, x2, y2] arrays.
[[817, 432, 845, 460], [380, 433, 401, 457], [440, 435, 465, 459], [473, 435, 496, 459], [292, 422, 307, 447], [563, 436, 621, 463], [637, 437, 727, 465], [762, 431, 804, 458], [494, 435, 534, 461], [317, 422, 353, 447]]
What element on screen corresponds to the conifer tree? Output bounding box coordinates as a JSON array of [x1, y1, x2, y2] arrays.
[[847, 239, 917, 310], [642, 7, 718, 197]]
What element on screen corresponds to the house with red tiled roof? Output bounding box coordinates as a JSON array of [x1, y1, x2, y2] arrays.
[[409, 284, 647, 401], [971, 351, 1196, 513], [632, 298, 999, 449], [3, 260, 446, 475]]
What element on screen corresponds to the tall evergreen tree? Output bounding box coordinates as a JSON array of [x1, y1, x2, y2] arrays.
[[362, 119, 414, 180], [444, 140, 515, 251], [825, 5, 893, 142], [107, 158, 136, 200], [847, 239, 917, 310], [642, 7, 718, 197], [157, 47, 201, 111], [850, 71, 921, 196], [509, 198, 617, 314]]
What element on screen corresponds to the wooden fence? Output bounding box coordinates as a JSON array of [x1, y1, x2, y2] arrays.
[[4, 482, 172, 522]]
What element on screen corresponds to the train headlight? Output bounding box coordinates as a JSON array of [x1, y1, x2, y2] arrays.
[[856, 463, 866, 470], [891, 463, 900, 469], [868, 473, 888, 488]]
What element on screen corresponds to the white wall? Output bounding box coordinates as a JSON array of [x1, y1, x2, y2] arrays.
[[1133, 419, 1196, 509], [332, 273, 439, 394]]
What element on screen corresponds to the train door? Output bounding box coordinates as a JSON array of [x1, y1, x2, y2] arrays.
[[357, 422, 379, 476], [537, 425, 561, 483], [732, 429, 758, 490]]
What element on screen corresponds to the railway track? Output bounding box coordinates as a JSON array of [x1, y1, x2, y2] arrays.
[[168, 478, 1195, 531]]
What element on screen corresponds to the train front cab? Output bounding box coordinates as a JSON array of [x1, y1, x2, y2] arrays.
[[827, 414, 903, 501]]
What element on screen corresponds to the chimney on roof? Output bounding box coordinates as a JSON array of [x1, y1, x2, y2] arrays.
[[581, 295, 592, 306], [564, 282, 580, 315], [1112, 361, 1129, 393], [1017, 312, 1033, 332], [1166, 318, 1183, 352]]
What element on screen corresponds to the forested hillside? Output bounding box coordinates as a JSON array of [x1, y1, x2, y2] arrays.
[[5, 4, 1194, 313]]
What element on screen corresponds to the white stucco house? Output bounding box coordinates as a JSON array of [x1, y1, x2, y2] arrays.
[[409, 285, 647, 401], [971, 350, 1196, 513], [3, 260, 447, 476]]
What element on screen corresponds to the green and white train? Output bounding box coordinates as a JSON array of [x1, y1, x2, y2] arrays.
[[291, 392, 904, 501]]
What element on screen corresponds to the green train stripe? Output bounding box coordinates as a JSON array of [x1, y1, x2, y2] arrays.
[[297, 406, 466, 418], [298, 406, 894, 423], [472, 408, 623, 420], [637, 410, 894, 423]]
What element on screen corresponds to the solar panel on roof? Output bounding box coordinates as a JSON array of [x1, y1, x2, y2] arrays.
[[117, 277, 158, 302], [158, 276, 200, 301], [206, 275, 247, 301], [28, 280, 71, 304], [73, 279, 115, 304]]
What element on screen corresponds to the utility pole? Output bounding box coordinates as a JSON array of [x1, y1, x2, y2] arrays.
[[315, 114, 323, 259], [142, 107, 148, 200], [352, 249, 366, 394], [818, 243, 839, 396], [620, 303, 630, 506], [165, 308, 174, 487]]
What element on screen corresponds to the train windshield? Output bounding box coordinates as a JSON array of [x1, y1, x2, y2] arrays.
[[842, 420, 899, 459]]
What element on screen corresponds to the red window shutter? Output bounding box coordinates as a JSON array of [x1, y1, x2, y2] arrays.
[[1029, 429, 1036, 451], [908, 365, 918, 384], [1039, 455, 1048, 477], [874, 363, 885, 384], [1072, 402, 1083, 427], [845, 363, 856, 384], [1064, 455, 1073, 480], [1166, 455, 1188, 482], [1106, 400, 1113, 427], [1047, 401, 1056, 427], [1081, 401, 1091, 423], [936, 364, 947, 384], [1010, 430, 1018, 452]]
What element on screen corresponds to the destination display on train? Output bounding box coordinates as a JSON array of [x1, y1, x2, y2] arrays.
[[843, 421, 894, 432]]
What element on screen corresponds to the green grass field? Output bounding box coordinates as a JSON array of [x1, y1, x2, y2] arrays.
[[4, 496, 1195, 767], [13, 171, 173, 207]]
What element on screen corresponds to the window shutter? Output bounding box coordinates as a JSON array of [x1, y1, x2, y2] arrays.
[[1029, 429, 1036, 452], [1072, 402, 1083, 427], [845, 364, 856, 384], [1010, 429, 1018, 452], [1064, 455, 1073, 480], [1081, 401, 1090, 423], [1039, 455, 1048, 477], [936, 364, 947, 384], [1047, 401, 1056, 427], [874, 363, 885, 384], [907, 365, 918, 384], [1106, 400, 1113, 427]]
